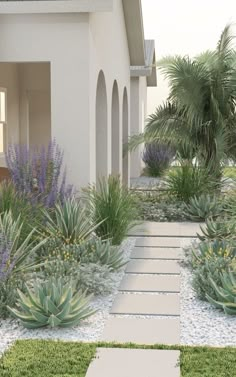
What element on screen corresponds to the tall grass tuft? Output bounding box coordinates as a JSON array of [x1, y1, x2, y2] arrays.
[[84, 175, 138, 245]]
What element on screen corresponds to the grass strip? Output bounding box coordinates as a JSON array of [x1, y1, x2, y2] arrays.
[[0, 340, 235, 376]]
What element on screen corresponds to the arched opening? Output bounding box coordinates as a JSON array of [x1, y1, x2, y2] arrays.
[[96, 71, 108, 181], [111, 80, 120, 175], [122, 88, 129, 185]]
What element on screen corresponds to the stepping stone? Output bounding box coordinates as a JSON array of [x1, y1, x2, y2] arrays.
[[119, 274, 180, 292], [131, 247, 183, 260], [111, 293, 180, 316], [135, 237, 182, 248], [85, 348, 180, 377], [126, 260, 180, 274], [129, 221, 202, 237], [101, 317, 180, 344]]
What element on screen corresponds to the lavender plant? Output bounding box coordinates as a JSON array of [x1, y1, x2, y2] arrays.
[[6, 140, 73, 207], [142, 143, 175, 177]]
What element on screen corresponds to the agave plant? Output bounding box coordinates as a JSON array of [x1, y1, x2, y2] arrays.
[[192, 239, 236, 266], [43, 197, 101, 245], [79, 238, 127, 271], [8, 278, 96, 328], [198, 219, 236, 242], [206, 270, 236, 315], [185, 194, 221, 221]]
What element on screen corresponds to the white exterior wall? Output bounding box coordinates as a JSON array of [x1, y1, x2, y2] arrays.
[[130, 75, 147, 177], [89, 0, 131, 182], [0, 13, 90, 188]]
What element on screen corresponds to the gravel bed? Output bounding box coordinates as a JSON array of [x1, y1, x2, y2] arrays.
[[0, 237, 136, 355], [130, 177, 165, 189], [180, 240, 236, 347]]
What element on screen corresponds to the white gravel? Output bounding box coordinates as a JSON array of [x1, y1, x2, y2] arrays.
[[180, 240, 236, 347], [0, 237, 136, 355]]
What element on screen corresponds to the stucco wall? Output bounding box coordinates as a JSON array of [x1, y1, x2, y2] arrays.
[[0, 13, 90, 188], [130, 75, 147, 178], [89, 0, 131, 182]]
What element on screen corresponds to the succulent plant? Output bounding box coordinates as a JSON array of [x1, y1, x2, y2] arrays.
[[79, 239, 127, 271], [185, 194, 221, 221], [8, 278, 96, 328], [198, 219, 236, 242], [192, 239, 236, 266], [206, 270, 236, 315]]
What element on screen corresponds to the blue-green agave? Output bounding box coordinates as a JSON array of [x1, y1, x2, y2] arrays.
[[206, 270, 236, 315], [8, 278, 96, 328]]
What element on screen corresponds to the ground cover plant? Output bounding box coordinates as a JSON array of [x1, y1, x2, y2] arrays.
[[0, 340, 236, 377]]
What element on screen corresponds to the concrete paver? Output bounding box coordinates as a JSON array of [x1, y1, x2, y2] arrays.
[[126, 259, 180, 274], [101, 317, 180, 344], [119, 274, 180, 292], [85, 348, 180, 377], [135, 237, 182, 248], [131, 247, 183, 260], [129, 221, 203, 237], [111, 293, 180, 316]]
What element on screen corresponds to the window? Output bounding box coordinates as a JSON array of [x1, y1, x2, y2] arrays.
[[0, 89, 7, 153]]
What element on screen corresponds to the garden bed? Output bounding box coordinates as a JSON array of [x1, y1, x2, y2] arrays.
[[0, 238, 136, 356]]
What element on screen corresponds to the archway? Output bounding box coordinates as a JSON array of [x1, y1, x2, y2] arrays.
[[111, 80, 120, 175], [96, 71, 108, 181]]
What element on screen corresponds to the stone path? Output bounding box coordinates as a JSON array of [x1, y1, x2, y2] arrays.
[[86, 222, 201, 377]]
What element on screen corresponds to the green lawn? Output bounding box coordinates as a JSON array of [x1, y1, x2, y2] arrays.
[[0, 340, 235, 377]]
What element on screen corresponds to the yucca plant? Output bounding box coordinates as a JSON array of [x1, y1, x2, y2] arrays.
[[79, 238, 127, 271], [185, 194, 221, 221], [206, 270, 236, 315], [8, 278, 96, 328], [198, 219, 236, 241], [84, 176, 138, 245], [42, 197, 101, 245], [0, 211, 47, 278]]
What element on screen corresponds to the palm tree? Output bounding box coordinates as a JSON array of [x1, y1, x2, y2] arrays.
[[129, 24, 236, 176]]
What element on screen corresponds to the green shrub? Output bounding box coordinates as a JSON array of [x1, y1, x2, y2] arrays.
[[185, 194, 221, 221], [166, 164, 215, 202], [8, 277, 95, 328], [206, 269, 236, 314], [43, 197, 100, 245], [191, 240, 236, 267], [84, 176, 138, 245]]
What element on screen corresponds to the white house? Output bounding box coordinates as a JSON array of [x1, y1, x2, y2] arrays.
[[0, 0, 157, 188]]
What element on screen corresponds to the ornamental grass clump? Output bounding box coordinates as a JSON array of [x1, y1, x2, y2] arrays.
[[6, 140, 73, 207], [84, 175, 138, 245], [142, 143, 175, 177], [8, 278, 96, 328]]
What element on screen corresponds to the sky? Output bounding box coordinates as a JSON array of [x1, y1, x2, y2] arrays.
[[142, 0, 236, 114]]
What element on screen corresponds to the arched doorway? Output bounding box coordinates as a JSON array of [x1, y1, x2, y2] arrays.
[[111, 80, 120, 175], [96, 71, 108, 181], [122, 88, 129, 185]]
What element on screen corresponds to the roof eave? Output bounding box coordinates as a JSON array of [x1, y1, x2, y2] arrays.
[[122, 0, 145, 66]]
